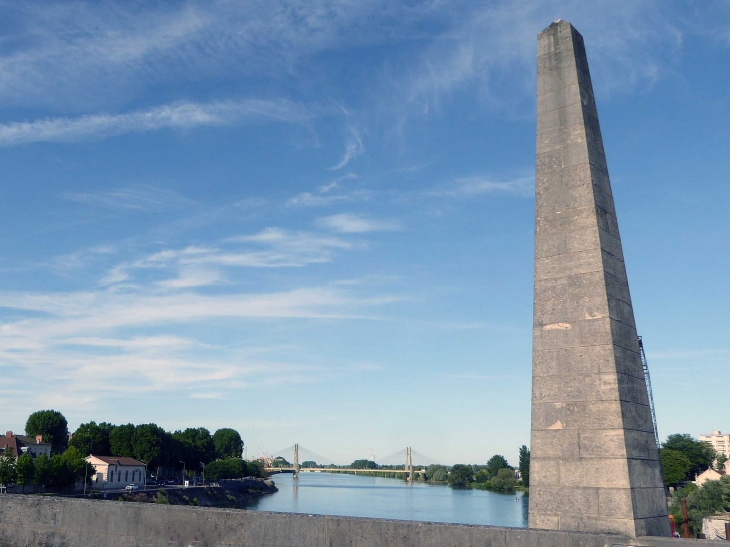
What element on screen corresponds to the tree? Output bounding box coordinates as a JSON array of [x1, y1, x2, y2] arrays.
[[69, 421, 112, 456], [205, 458, 247, 480], [16, 454, 34, 492], [350, 459, 377, 469], [491, 468, 517, 492], [133, 424, 166, 468], [474, 470, 491, 484], [0, 447, 17, 486], [301, 460, 318, 469], [448, 464, 473, 487], [662, 434, 716, 480], [518, 445, 530, 487], [212, 428, 243, 460], [173, 428, 216, 468], [109, 424, 135, 457], [716, 454, 728, 472], [486, 455, 510, 478], [25, 410, 69, 454], [661, 449, 693, 488], [60, 446, 94, 487], [425, 464, 448, 482], [33, 454, 53, 486], [271, 457, 291, 468], [669, 477, 730, 537]]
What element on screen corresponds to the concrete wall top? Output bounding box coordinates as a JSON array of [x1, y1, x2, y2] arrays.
[[0, 496, 715, 547]]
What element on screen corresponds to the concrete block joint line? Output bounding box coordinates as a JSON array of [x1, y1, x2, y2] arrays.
[[530, 19, 670, 539]]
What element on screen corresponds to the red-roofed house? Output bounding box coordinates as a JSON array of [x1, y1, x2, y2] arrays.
[[86, 455, 146, 490], [1, 431, 51, 459]]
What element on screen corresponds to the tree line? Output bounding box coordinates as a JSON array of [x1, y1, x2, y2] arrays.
[[0, 409, 254, 490]]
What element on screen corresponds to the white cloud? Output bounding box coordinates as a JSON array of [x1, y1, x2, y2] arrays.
[[0, 99, 312, 146], [427, 175, 533, 198], [328, 124, 364, 170], [316, 213, 402, 233], [286, 189, 371, 208]]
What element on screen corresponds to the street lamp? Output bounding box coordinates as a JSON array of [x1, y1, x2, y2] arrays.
[[200, 463, 205, 486], [180, 461, 186, 487]]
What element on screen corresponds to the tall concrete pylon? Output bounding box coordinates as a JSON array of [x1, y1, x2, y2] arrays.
[[529, 20, 669, 538], [294, 443, 299, 478]]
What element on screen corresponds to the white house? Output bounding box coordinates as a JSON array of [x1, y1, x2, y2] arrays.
[[695, 467, 724, 486], [1, 431, 51, 459], [86, 455, 146, 490]]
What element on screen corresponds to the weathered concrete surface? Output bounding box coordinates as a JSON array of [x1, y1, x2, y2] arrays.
[[530, 20, 669, 538], [0, 496, 714, 547]]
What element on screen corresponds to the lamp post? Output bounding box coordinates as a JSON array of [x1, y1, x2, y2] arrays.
[[180, 461, 186, 487], [200, 463, 205, 486]]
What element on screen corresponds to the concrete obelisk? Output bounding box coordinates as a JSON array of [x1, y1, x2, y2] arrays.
[[529, 20, 669, 538]]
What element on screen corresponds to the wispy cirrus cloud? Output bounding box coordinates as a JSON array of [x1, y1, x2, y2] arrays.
[[316, 213, 402, 233], [63, 184, 195, 212], [100, 228, 354, 288], [286, 189, 371, 208], [0, 98, 312, 146], [427, 175, 533, 198]]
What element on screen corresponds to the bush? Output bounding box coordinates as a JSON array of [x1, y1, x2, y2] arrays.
[[448, 464, 473, 487], [490, 468, 516, 492]]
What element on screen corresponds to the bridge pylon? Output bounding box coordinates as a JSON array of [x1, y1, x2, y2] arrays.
[[405, 447, 413, 482], [294, 443, 299, 478]]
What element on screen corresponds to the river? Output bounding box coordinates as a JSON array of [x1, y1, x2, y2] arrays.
[[241, 473, 528, 527]]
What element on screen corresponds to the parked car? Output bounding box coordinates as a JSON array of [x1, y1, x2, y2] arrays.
[[125, 484, 139, 491], [157, 480, 167, 486]]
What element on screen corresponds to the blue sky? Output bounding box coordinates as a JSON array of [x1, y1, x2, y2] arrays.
[[1, 1, 728, 466]]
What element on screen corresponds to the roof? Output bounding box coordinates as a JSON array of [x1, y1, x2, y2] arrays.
[[88, 455, 145, 466], [15, 435, 50, 447], [0, 436, 20, 456]]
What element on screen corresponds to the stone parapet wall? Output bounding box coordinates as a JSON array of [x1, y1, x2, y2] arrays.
[[0, 496, 714, 546]]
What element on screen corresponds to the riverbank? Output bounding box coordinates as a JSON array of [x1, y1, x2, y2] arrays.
[[108, 478, 277, 508]]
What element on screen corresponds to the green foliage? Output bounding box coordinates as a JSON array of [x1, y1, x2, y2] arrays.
[[661, 449, 693, 487], [16, 454, 34, 486], [271, 456, 291, 468], [212, 429, 243, 460], [246, 460, 265, 478], [33, 454, 53, 486], [69, 421, 112, 456], [350, 459, 377, 469], [205, 458, 247, 480], [425, 464, 448, 482], [0, 447, 17, 485], [25, 409, 69, 454], [133, 424, 166, 468], [301, 460, 318, 468], [109, 424, 135, 457], [518, 445, 530, 487], [491, 468, 516, 492], [486, 455, 510, 478], [173, 427, 216, 468], [190, 497, 199, 506], [448, 464, 473, 487], [669, 476, 730, 537], [474, 470, 491, 484], [716, 454, 728, 471], [155, 488, 170, 504], [662, 434, 716, 481]]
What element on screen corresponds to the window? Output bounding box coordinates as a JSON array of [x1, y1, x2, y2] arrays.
[[125, 471, 128, 482]]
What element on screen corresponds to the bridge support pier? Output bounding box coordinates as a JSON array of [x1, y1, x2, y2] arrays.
[[405, 447, 413, 482], [294, 443, 300, 478]]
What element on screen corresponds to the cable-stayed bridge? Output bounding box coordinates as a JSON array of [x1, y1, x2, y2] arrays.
[[263, 444, 438, 481]]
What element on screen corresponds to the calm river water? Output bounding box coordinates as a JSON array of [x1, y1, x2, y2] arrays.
[[242, 473, 528, 527]]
